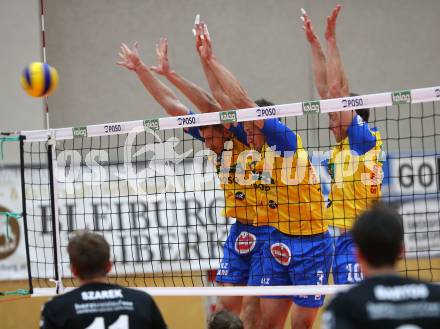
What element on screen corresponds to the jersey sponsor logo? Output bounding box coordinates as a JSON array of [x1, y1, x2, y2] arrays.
[[73, 126, 88, 138], [223, 175, 239, 185], [342, 97, 364, 108], [302, 101, 320, 114], [143, 118, 160, 131], [392, 90, 411, 104], [253, 183, 271, 191], [435, 88, 440, 98], [374, 284, 429, 301], [235, 191, 246, 200], [270, 242, 291, 266], [219, 110, 237, 123], [256, 107, 277, 118], [366, 301, 440, 320], [81, 289, 123, 301], [268, 200, 278, 209], [235, 231, 257, 254], [328, 162, 335, 181], [251, 168, 275, 184]]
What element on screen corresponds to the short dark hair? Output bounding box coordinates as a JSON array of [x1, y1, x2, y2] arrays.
[[352, 203, 404, 268], [350, 93, 370, 123], [254, 98, 274, 107], [68, 231, 110, 280], [200, 124, 224, 130], [208, 310, 243, 329]]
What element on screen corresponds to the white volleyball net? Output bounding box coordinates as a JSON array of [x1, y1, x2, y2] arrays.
[[17, 86, 440, 296]]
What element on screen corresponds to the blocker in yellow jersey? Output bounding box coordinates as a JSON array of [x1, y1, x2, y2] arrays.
[[325, 118, 383, 229], [326, 114, 384, 285]]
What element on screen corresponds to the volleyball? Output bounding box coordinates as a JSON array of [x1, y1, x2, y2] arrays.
[[20, 62, 59, 97]]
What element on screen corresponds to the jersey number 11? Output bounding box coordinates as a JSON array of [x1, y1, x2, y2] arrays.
[[85, 315, 129, 329]]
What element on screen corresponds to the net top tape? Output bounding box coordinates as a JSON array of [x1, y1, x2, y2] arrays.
[[21, 86, 440, 142]]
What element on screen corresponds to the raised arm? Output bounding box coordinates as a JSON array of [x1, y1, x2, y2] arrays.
[[325, 4, 350, 98], [117, 42, 189, 117], [195, 23, 236, 110], [301, 9, 329, 99], [150, 37, 221, 113], [199, 32, 256, 109]]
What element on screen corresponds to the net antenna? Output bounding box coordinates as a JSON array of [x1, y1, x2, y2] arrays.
[[38, 3, 61, 290], [39, 0, 50, 129]]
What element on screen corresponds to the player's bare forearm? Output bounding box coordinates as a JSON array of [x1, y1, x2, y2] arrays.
[[302, 9, 329, 99], [134, 63, 189, 117], [326, 40, 349, 98], [325, 4, 349, 98], [200, 58, 235, 110], [165, 69, 221, 113], [310, 42, 329, 99], [194, 21, 235, 110], [207, 56, 256, 109]]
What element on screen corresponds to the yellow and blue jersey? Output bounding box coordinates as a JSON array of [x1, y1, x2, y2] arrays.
[[186, 122, 258, 225], [209, 119, 326, 236], [216, 136, 258, 225], [326, 115, 383, 229], [186, 118, 326, 235], [254, 118, 326, 235]]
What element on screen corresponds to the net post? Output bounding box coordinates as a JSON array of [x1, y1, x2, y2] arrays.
[[19, 135, 33, 294], [47, 132, 64, 294]]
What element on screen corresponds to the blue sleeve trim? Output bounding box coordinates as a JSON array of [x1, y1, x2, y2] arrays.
[[185, 127, 204, 141], [228, 123, 248, 145], [261, 119, 297, 156], [347, 115, 377, 155], [184, 111, 204, 141]]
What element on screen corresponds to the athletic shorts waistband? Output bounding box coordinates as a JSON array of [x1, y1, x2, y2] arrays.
[[277, 230, 329, 239]]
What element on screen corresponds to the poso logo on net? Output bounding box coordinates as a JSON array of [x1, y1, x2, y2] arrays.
[[342, 97, 364, 108], [257, 107, 277, 118]]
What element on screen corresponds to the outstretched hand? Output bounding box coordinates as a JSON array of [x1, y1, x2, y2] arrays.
[[150, 37, 173, 76], [325, 4, 342, 41], [301, 9, 320, 45], [194, 22, 203, 56], [196, 23, 213, 61], [117, 42, 143, 72]]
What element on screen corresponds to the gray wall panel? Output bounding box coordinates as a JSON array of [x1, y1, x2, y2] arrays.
[[0, 0, 43, 163], [14, 0, 440, 154]]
